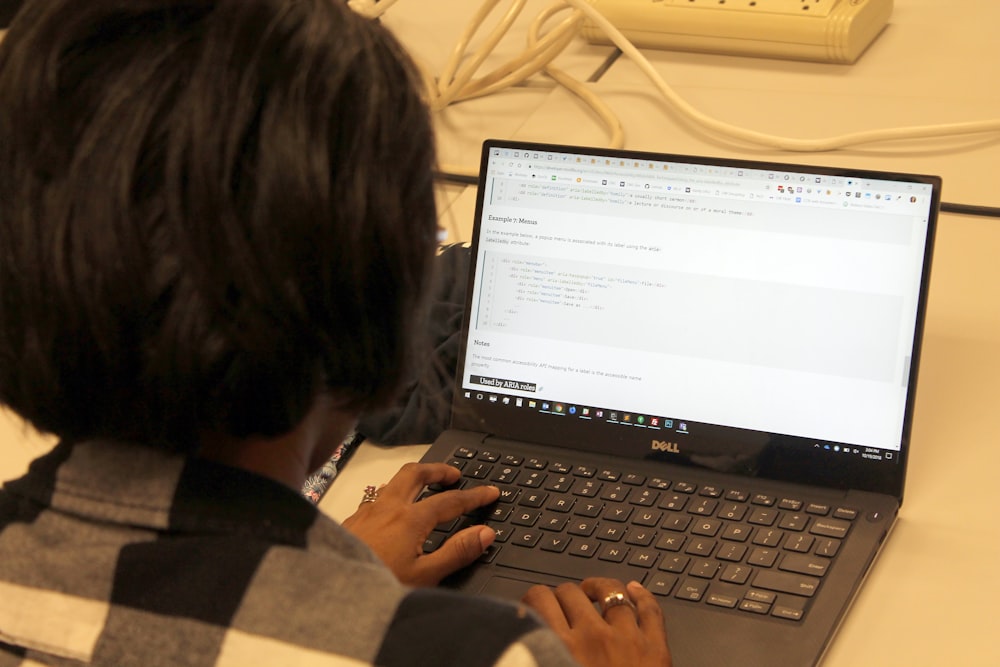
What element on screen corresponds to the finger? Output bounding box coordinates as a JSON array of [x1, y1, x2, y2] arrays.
[[581, 577, 638, 626], [521, 585, 571, 634], [627, 580, 668, 642], [553, 581, 605, 628], [409, 525, 496, 586], [414, 485, 500, 527], [379, 462, 462, 502]]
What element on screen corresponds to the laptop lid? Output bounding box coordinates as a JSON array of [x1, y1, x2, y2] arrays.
[[449, 140, 938, 502]]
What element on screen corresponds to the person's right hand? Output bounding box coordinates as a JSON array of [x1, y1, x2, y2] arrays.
[[521, 578, 672, 667]]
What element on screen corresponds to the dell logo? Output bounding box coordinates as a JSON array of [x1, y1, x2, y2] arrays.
[[651, 440, 680, 454]]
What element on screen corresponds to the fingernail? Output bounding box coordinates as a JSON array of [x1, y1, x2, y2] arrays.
[[479, 526, 496, 550]]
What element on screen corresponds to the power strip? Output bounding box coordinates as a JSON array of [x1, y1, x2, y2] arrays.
[[581, 0, 893, 64]]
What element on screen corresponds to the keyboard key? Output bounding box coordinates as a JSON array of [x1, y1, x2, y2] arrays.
[[689, 499, 718, 516], [491, 467, 519, 484], [648, 573, 678, 596], [778, 512, 809, 531], [604, 505, 633, 522], [625, 529, 656, 547], [466, 462, 493, 479], [748, 548, 778, 567], [512, 510, 540, 527], [784, 534, 815, 553], [721, 524, 752, 542], [810, 518, 851, 539], [631, 489, 660, 507], [725, 489, 749, 502], [632, 509, 662, 527], [539, 515, 568, 532], [717, 503, 748, 522], [540, 535, 570, 553], [662, 515, 692, 532], [510, 528, 542, 548], [772, 596, 806, 621], [546, 496, 574, 513], [654, 534, 686, 552], [568, 519, 598, 537], [518, 491, 548, 508], [778, 498, 803, 511], [675, 578, 708, 602], [752, 528, 783, 547], [571, 479, 602, 497], [597, 525, 626, 542], [601, 485, 630, 502], [834, 507, 859, 521], [753, 570, 820, 597], [525, 458, 548, 470], [598, 545, 628, 563], [622, 473, 647, 486], [575, 501, 603, 518], [748, 508, 778, 526], [691, 519, 722, 537], [453, 447, 476, 459], [545, 475, 572, 492], [519, 471, 547, 488], [805, 503, 830, 516], [815, 538, 841, 558], [674, 482, 697, 494], [629, 550, 659, 569], [716, 543, 747, 562], [689, 559, 720, 579], [574, 465, 596, 478], [685, 537, 716, 556], [739, 599, 770, 614], [597, 469, 621, 482], [720, 563, 752, 585], [660, 494, 688, 511], [707, 589, 740, 609], [779, 553, 830, 577], [658, 555, 689, 573], [478, 450, 500, 462]]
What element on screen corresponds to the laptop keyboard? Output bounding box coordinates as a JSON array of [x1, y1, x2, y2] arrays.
[[423, 445, 858, 622]]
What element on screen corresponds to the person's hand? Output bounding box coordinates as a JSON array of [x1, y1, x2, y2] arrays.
[[341, 462, 499, 587], [522, 578, 672, 667]]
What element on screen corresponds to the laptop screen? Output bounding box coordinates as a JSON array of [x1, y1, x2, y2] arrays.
[[451, 140, 938, 498]]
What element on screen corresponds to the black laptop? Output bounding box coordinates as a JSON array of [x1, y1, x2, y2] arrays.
[[420, 139, 938, 666]]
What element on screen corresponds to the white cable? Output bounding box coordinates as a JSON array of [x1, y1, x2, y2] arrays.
[[560, 0, 1000, 152], [362, 0, 1000, 172]]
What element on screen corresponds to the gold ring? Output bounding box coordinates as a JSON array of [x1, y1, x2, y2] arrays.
[[600, 591, 637, 616], [361, 485, 379, 504]]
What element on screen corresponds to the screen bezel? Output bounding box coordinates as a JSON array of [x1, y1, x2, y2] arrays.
[[449, 139, 940, 503]]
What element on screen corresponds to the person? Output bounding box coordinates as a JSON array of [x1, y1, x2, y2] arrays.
[[0, 1, 672, 666]]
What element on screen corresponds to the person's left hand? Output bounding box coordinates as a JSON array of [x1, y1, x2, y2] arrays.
[[342, 462, 500, 587]]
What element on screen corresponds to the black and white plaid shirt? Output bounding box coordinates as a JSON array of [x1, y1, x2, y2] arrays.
[[0, 440, 577, 666]]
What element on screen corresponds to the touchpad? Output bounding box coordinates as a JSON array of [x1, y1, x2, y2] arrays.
[[480, 575, 549, 601]]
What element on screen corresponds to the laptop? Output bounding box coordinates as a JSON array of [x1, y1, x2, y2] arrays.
[[420, 139, 938, 666]]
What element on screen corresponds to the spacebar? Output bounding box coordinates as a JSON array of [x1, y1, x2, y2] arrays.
[[495, 546, 649, 585]]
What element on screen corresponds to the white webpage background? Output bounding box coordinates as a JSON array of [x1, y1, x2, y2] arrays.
[[465, 167, 931, 451]]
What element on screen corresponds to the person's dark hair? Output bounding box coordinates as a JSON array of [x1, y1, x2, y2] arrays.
[[0, 0, 439, 452]]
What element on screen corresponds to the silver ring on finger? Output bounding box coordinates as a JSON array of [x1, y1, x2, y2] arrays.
[[599, 591, 637, 616]]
